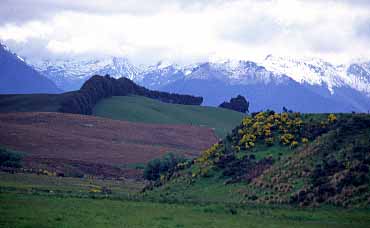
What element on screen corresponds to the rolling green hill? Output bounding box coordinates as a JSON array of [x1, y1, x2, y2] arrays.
[[93, 96, 245, 138], [146, 112, 370, 208]]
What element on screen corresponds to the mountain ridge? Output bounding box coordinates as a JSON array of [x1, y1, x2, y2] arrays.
[[0, 43, 61, 94], [3, 43, 369, 112]]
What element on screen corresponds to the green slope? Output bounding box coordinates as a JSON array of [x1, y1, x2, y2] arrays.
[[93, 96, 245, 138], [146, 112, 370, 208]]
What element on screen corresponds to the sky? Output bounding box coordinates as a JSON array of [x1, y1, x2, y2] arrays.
[[0, 0, 369, 65]]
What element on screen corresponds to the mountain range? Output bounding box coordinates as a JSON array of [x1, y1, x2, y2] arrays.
[[1, 42, 369, 113], [30, 54, 370, 113], [0, 43, 60, 94]]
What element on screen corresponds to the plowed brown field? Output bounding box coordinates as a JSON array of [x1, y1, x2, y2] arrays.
[[0, 112, 218, 179]]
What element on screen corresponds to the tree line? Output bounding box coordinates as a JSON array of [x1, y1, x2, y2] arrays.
[[59, 75, 203, 114]]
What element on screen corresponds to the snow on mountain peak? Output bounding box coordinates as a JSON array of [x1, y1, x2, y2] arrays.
[[26, 53, 370, 98], [1, 43, 26, 63], [0, 43, 9, 52], [156, 60, 173, 69], [260, 55, 370, 96], [260, 55, 344, 93]]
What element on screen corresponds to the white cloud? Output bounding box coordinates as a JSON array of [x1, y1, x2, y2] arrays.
[[0, 0, 369, 64]]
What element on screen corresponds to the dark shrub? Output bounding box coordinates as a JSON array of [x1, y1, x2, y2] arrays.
[[219, 95, 249, 113], [143, 153, 187, 181], [0, 147, 23, 168]]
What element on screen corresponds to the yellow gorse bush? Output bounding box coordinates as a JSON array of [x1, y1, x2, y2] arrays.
[[328, 114, 337, 123], [196, 112, 337, 169]]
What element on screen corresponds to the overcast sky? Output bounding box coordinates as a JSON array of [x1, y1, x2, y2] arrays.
[[0, 0, 369, 65]]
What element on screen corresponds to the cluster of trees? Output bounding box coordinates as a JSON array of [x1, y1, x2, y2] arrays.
[[144, 153, 188, 181], [219, 95, 249, 113], [0, 147, 22, 168], [59, 75, 203, 115]]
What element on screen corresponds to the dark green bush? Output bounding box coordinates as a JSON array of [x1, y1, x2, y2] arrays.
[[0, 147, 23, 168], [143, 153, 187, 181]]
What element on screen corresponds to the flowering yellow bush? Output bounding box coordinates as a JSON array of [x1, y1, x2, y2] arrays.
[[290, 140, 299, 148], [255, 112, 266, 122], [328, 114, 337, 123], [197, 143, 221, 164], [280, 133, 295, 145], [246, 141, 255, 149], [281, 113, 289, 122], [89, 187, 102, 193], [242, 117, 253, 126]]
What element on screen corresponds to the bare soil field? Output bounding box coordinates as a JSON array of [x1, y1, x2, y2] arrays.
[[0, 112, 217, 179]]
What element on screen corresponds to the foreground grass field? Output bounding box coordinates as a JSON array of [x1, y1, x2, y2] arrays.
[[1, 172, 370, 228], [2, 193, 370, 228], [93, 96, 245, 138]]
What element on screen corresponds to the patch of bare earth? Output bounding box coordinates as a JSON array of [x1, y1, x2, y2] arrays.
[[0, 112, 218, 179]]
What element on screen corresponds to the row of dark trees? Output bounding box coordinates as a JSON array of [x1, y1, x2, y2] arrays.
[[59, 75, 203, 115]]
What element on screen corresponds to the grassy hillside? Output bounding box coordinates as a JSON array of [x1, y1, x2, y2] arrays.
[[93, 96, 245, 138], [146, 112, 370, 208], [0, 94, 244, 138]]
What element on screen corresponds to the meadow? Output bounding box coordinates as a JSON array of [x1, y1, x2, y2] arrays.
[[93, 95, 245, 138], [1, 172, 370, 228]]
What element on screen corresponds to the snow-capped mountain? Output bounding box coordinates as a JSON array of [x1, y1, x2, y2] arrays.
[[260, 55, 370, 96], [183, 60, 289, 85], [151, 58, 370, 112], [30, 57, 140, 91], [28, 54, 370, 113]]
